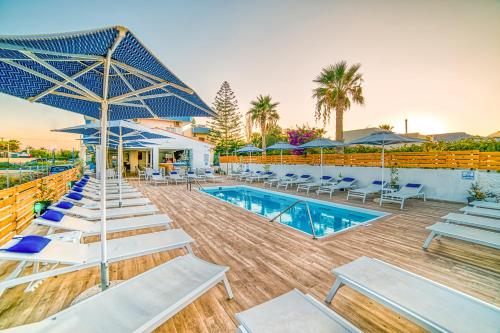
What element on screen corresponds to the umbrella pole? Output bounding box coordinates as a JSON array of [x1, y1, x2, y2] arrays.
[[381, 144, 385, 191], [320, 147, 323, 180], [99, 102, 109, 291], [118, 127, 123, 207], [280, 149, 283, 177]]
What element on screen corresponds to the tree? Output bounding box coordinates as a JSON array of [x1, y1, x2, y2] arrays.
[[247, 95, 280, 154], [0, 139, 21, 152], [208, 81, 243, 154], [312, 61, 365, 147], [378, 124, 394, 131], [287, 125, 325, 155], [250, 124, 286, 150]]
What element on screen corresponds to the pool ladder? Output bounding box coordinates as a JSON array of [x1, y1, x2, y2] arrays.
[[269, 200, 317, 240]]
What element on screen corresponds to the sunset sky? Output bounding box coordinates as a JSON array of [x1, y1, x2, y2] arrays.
[[0, 0, 499, 149]]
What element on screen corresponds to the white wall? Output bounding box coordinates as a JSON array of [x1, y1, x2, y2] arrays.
[[220, 163, 500, 203], [151, 134, 212, 170]]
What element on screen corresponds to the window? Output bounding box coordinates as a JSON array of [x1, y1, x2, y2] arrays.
[[138, 152, 143, 160]]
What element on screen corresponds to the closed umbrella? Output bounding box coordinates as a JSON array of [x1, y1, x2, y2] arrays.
[[236, 144, 263, 170], [266, 142, 297, 177], [298, 138, 343, 179], [346, 131, 425, 190], [0, 26, 213, 291]]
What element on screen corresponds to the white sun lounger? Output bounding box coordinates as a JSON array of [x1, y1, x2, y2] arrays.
[[247, 171, 274, 183], [277, 174, 312, 190], [1, 254, 232, 333], [82, 176, 123, 184], [0, 229, 195, 293], [49, 203, 158, 221], [296, 176, 335, 195], [317, 178, 357, 197], [441, 213, 500, 232], [325, 256, 500, 333], [63, 193, 151, 209], [82, 190, 144, 200], [246, 171, 263, 182], [34, 213, 173, 237], [423, 222, 500, 250], [275, 174, 300, 190], [460, 206, 500, 219], [470, 201, 500, 210], [81, 186, 139, 194], [347, 180, 386, 203], [205, 170, 224, 182], [379, 183, 425, 209], [168, 171, 187, 184], [236, 289, 361, 333]]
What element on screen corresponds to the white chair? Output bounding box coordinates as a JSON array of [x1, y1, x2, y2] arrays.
[[379, 183, 425, 209], [145, 167, 154, 180], [326, 256, 500, 333], [317, 177, 357, 197], [347, 180, 387, 203], [0, 255, 233, 332]]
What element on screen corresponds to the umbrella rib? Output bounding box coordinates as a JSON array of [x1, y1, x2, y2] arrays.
[[20, 51, 102, 101], [107, 82, 174, 103], [0, 58, 93, 99], [110, 63, 158, 118], [29, 60, 103, 102], [0, 42, 104, 61]]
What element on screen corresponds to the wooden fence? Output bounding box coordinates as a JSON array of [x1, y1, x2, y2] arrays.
[[220, 151, 500, 171], [0, 168, 79, 245]]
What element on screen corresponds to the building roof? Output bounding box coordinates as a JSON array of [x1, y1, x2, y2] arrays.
[[430, 132, 473, 142], [192, 126, 210, 134], [343, 128, 378, 142], [163, 117, 192, 123]]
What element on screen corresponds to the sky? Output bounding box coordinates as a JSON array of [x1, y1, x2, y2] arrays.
[[0, 0, 499, 149]]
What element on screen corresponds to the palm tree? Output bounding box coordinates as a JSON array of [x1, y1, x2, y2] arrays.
[[312, 61, 365, 146], [378, 124, 394, 131], [247, 95, 280, 154]]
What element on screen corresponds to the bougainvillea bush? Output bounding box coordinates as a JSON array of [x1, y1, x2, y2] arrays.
[[286, 125, 325, 155]]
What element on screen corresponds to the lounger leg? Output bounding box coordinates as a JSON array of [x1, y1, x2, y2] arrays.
[[362, 194, 366, 204], [325, 279, 343, 303], [400, 199, 405, 210], [186, 244, 194, 254], [422, 231, 436, 250], [222, 274, 234, 299]]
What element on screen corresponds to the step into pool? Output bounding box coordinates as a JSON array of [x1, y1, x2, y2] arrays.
[[201, 186, 388, 238]]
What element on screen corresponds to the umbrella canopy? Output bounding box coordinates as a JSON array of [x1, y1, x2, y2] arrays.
[[236, 144, 263, 153], [298, 138, 343, 179], [0, 26, 213, 292], [346, 131, 425, 190], [266, 142, 297, 177], [347, 131, 425, 146]]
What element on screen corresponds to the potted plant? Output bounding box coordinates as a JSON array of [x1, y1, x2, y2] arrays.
[[389, 166, 399, 190], [34, 178, 56, 216], [466, 181, 486, 203]]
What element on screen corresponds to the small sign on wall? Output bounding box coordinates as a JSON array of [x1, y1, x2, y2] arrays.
[[461, 170, 475, 180]]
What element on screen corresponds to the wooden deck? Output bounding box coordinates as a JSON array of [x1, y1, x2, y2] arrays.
[[1, 178, 499, 332]]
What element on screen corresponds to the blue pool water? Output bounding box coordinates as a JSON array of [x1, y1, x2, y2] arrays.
[[201, 186, 387, 238]]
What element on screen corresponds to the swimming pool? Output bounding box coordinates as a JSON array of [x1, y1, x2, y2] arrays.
[[201, 186, 388, 238]]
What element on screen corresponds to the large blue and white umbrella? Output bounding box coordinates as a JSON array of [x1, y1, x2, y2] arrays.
[[236, 144, 263, 168], [298, 138, 343, 178], [346, 131, 425, 189], [0, 26, 213, 290], [266, 142, 297, 176]]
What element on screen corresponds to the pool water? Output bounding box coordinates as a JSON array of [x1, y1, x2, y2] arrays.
[[201, 186, 387, 238]]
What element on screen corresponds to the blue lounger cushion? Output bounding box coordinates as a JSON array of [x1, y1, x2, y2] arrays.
[[4, 235, 51, 253], [342, 177, 355, 182], [285, 173, 294, 177], [373, 180, 383, 185], [170, 171, 177, 174], [72, 187, 83, 193], [300, 175, 310, 178], [406, 183, 421, 188], [75, 182, 86, 187], [41, 209, 64, 222], [83, 175, 90, 179], [55, 201, 74, 209], [66, 192, 83, 200]]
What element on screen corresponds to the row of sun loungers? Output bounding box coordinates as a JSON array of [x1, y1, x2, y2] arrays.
[[237, 256, 500, 333], [0, 174, 234, 332], [151, 169, 224, 185]]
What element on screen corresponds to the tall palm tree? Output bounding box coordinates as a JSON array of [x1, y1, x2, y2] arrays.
[[312, 61, 365, 146], [247, 95, 280, 154]]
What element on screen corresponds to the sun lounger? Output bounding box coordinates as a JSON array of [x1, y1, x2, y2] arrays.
[[441, 213, 500, 232], [227, 171, 242, 180], [205, 170, 224, 182], [280, 174, 313, 189], [247, 171, 274, 183], [168, 171, 187, 184], [186, 171, 206, 182], [470, 201, 500, 210], [460, 206, 500, 219], [276, 174, 301, 190], [379, 183, 425, 209], [34, 212, 173, 237], [245, 171, 262, 182], [296, 176, 335, 194], [80, 186, 139, 194], [1, 254, 232, 333], [317, 177, 357, 197], [81, 190, 144, 200], [239, 169, 253, 181], [0, 229, 195, 294], [63, 193, 151, 209], [151, 173, 168, 186], [423, 222, 500, 250], [347, 180, 386, 203], [49, 202, 158, 220], [236, 289, 361, 333], [263, 174, 284, 187], [325, 256, 500, 333]]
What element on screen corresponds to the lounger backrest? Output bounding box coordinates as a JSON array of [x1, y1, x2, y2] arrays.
[[321, 176, 332, 181], [399, 183, 423, 195], [284, 173, 295, 178], [368, 180, 386, 190]]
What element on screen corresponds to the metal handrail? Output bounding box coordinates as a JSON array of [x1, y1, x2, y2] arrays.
[[269, 199, 317, 240], [186, 175, 204, 191]]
